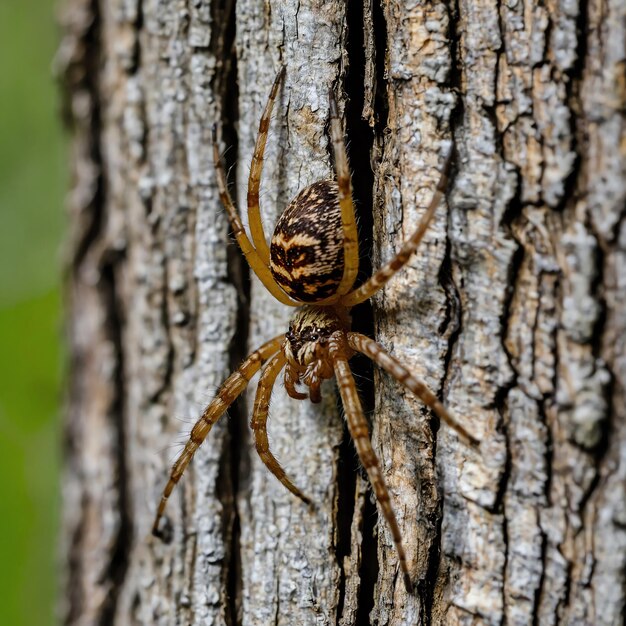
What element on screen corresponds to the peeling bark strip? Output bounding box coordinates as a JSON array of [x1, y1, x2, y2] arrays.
[[60, 0, 625, 624]]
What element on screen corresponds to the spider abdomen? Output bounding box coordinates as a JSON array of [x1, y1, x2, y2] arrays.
[[270, 180, 344, 302]]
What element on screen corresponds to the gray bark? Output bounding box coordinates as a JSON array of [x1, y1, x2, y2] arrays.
[[59, 0, 626, 624]]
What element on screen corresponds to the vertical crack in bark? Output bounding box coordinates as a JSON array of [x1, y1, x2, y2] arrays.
[[573, 227, 611, 558], [532, 524, 548, 626], [445, 0, 463, 136], [370, 0, 389, 135], [488, 0, 505, 158], [575, 223, 612, 471], [98, 257, 133, 626], [355, 494, 379, 625], [447, 0, 526, 618], [61, 0, 131, 621], [212, 0, 244, 622], [428, 95, 464, 618], [156, 275, 176, 409], [492, 223, 524, 477], [567, 0, 614, 470], [532, 396, 553, 622], [433, 238, 461, 620], [344, 0, 374, 292], [60, 0, 105, 273], [492, 188, 525, 622], [441, 0, 465, 414], [63, 494, 83, 624], [435, 3, 468, 621], [552, 0, 588, 217], [340, 0, 378, 612], [334, 428, 358, 622]]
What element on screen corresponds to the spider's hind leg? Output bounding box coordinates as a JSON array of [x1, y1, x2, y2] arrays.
[[328, 331, 414, 593], [152, 335, 285, 536], [346, 332, 479, 448]]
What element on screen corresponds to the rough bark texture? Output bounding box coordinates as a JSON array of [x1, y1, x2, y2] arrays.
[[59, 0, 625, 624]]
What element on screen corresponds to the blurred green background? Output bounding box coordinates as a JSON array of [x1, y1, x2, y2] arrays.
[[0, 1, 64, 625]]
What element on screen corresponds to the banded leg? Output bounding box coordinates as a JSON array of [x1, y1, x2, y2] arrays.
[[340, 150, 452, 308], [251, 351, 311, 504], [327, 90, 359, 298], [152, 335, 285, 535], [247, 67, 285, 264], [328, 333, 413, 593], [347, 332, 479, 448], [212, 126, 299, 307]]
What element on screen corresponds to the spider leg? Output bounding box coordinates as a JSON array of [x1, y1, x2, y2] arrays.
[[340, 150, 452, 308], [212, 126, 300, 307], [251, 350, 312, 504], [247, 67, 285, 264], [328, 332, 413, 593], [327, 89, 359, 298], [152, 335, 285, 536], [347, 332, 479, 448]]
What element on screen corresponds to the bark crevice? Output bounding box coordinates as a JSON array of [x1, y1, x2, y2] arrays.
[[215, 0, 245, 621], [97, 258, 133, 626], [341, 0, 378, 610]]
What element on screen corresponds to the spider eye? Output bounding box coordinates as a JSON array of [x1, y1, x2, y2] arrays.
[[310, 333, 319, 342]]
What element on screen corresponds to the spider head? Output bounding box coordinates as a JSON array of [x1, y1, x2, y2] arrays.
[[285, 305, 349, 368]]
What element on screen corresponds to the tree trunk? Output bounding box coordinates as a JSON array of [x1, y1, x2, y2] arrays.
[[58, 0, 626, 624]]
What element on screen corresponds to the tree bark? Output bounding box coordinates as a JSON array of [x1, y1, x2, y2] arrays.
[[59, 0, 626, 624]]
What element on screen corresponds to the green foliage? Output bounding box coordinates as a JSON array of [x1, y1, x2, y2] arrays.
[[0, 293, 61, 626], [0, 2, 65, 307], [0, 1, 65, 625]]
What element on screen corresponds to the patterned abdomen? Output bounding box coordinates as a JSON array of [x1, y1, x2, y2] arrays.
[[270, 180, 344, 303]]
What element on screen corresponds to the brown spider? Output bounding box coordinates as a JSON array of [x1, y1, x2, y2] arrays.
[[153, 67, 478, 592]]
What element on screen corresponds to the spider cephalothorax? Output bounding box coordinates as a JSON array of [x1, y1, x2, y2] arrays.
[[285, 305, 348, 366], [284, 305, 350, 403], [153, 67, 477, 593]]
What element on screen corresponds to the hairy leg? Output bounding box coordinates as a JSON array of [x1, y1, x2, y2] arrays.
[[327, 90, 359, 298], [329, 332, 413, 593], [340, 150, 452, 308], [152, 335, 285, 535], [212, 125, 299, 307], [347, 332, 479, 448], [251, 350, 311, 504], [247, 67, 285, 264]]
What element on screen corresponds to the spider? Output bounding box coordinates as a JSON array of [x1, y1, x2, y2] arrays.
[[153, 67, 478, 592]]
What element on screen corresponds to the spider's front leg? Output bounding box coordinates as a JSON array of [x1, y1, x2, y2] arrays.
[[339, 150, 453, 308]]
